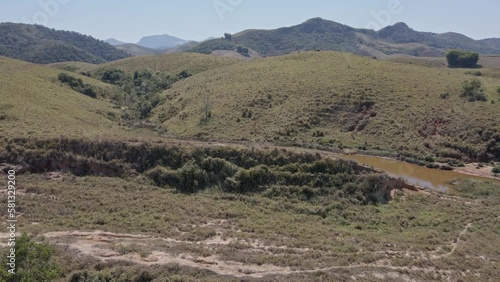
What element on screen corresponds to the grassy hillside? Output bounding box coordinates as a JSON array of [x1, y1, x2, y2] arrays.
[[0, 56, 126, 138], [0, 23, 129, 64], [152, 51, 500, 162], [48, 61, 99, 73], [95, 52, 240, 76], [0, 50, 499, 282]]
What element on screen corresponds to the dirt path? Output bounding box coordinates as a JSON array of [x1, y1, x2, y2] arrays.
[[1, 223, 473, 279]]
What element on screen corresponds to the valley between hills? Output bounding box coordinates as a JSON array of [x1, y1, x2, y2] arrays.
[[0, 18, 499, 282]]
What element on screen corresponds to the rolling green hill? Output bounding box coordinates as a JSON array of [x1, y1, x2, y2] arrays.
[[188, 18, 500, 58], [0, 23, 129, 64], [152, 51, 500, 162], [1, 32, 500, 282]]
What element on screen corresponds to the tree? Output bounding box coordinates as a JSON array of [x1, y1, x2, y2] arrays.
[[224, 33, 232, 41], [461, 78, 487, 102], [0, 234, 60, 282], [446, 49, 479, 68]]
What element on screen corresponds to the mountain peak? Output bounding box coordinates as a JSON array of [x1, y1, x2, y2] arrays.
[[304, 17, 326, 23], [298, 17, 351, 34], [392, 22, 410, 29], [379, 22, 412, 34]]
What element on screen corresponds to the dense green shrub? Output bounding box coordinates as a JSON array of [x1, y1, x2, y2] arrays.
[[446, 49, 479, 68], [461, 78, 487, 102], [95, 68, 193, 120], [236, 45, 250, 57], [101, 69, 127, 84], [0, 234, 59, 282], [177, 162, 209, 193], [231, 165, 277, 193], [200, 157, 239, 180], [145, 166, 179, 187], [178, 70, 192, 79], [492, 167, 500, 174]]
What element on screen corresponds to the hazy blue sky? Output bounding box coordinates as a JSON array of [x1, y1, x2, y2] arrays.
[[1, 0, 499, 42]]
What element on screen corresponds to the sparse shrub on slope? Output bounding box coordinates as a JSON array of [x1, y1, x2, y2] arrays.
[[461, 78, 487, 102]]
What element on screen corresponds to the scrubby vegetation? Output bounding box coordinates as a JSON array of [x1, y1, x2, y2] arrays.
[[0, 138, 397, 205], [0, 23, 129, 64], [0, 234, 59, 282], [492, 166, 500, 174], [460, 78, 487, 102], [236, 45, 250, 57], [89, 67, 192, 120], [1, 156, 499, 281]]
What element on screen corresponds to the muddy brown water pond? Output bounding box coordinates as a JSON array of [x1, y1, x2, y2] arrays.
[[336, 154, 499, 192]]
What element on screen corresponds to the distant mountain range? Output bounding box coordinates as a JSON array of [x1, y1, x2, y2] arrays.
[[0, 23, 130, 64], [104, 34, 189, 56], [188, 18, 500, 58], [138, 34, 187, 50], [1, 19, 499, 64]]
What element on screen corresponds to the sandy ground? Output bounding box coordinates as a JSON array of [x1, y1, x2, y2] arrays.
[[0, 221, 476, 279], [454, 163, 500, 181]]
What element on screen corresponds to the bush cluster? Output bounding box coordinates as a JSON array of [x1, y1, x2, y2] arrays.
[[446, 49, 479, 68], [58, 73, 98, 98], [94, 68, 192, 119], [2, 138, 395, 205], [461, 78, 487, 102]]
